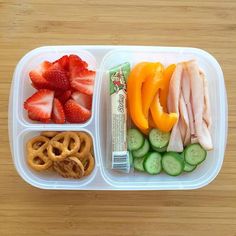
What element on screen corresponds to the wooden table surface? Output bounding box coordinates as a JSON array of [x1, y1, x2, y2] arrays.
[[1, 1, 236, 235]]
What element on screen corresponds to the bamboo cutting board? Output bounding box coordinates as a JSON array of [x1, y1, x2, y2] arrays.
[[0, 1, 236, 235]]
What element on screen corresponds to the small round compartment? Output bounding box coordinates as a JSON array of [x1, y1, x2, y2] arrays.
[[15, 129, 98, 189], [13, 46, 97, 127]]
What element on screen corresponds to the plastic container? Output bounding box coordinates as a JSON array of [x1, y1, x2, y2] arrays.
[[9, 46, 228, 190]]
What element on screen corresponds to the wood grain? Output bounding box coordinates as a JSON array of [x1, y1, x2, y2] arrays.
[[0, 0, 236, 235]]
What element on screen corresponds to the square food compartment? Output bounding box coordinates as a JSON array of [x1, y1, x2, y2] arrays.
[[16, 129, 98, 189], [9, 46, 227, 190], [97, 47, 227, 190], [14, 46, 97, 127]]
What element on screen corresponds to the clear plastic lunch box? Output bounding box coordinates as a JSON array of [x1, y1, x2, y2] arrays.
[[8, 46, 228, 190]]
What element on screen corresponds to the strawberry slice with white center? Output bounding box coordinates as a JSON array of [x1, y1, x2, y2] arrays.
[[24, 89, 54, 120], [52, 98, 65, 124], [28, 111, 51, 123], [71, 68, 95, 85], [70, 82, 93, 95], [43, 62, 70, 90], [69, 54, 95, 95], [29, 61, 56, 90], [71, 91, 92, 110], [64, 99, 91, 123]]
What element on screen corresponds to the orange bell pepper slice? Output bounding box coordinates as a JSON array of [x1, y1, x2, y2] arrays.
[[159, 64, 176, 112], [141, 63, 164, 119], [150, 90, 178, 132], [127, 62, 158, 131]]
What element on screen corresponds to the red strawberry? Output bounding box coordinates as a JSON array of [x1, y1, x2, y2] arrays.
[[53, 55, 69, 71], [57, 90, 72, 104], [70, 68, 95, 85], [52, 98, 65, 124], [41, 61, 53, 70], [43, 63, 70, 90], [70, 81, 93, 95], [71, 92, 92, 110], [64, 99, 91, 123], [69, 55, 95, 95], [30, 71, 53, 90], [69, 54, 88, 71], [29, 61, 56, 90], [28, 111, 51, 123], [24, 89, 54, 120]]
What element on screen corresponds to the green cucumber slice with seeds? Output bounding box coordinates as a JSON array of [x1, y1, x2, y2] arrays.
[[151, 145, 167, 153], [149, 128, 170, 149], [133, 139, 150, 158], [180, 151, 197, 172], [184, 143, 207, 165], [133, 155, 146, 172], [144, 152, 162, 175], [184, 162, 197, 172], [127, 129, 144, 151], [162, 152, 184, 176]]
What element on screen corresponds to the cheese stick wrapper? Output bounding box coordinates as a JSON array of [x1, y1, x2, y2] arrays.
[[109, 62, 131, 172]]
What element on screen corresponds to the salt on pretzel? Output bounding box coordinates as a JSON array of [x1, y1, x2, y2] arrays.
[[47, 132, 80, 161], [27, 136, 52, 171], [40, 131, 60, 138], [53, 156, 84, 178], [82, 153, 95, 176]]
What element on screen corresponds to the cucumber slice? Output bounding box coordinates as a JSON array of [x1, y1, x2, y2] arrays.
[[151, 145, 167, 153], [144, 152, 162, 175], [184, 143, 206, 165], [184, 162, 197, 172], [180, 151, 197, 172], [133, 155, 146, 172], [129, 151, 133, 166], [127, 129, 144, 151], [133, 139, 150, 158], [149, 128, 170, 149], [162, 152, 184, 176]]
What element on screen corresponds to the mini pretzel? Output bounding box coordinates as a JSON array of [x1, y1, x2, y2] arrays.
[[41, 131, 60, 138], [73, 132, 92, 160], [82, 153, 95, 176], [47, 132, 80, 161], [27, 136, 52, 171], [53, 156, 84, 178]]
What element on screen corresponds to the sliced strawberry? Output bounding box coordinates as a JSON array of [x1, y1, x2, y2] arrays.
[[78, 69, 95, 84], [57, 90, 72, 104], [69, 54, 88, 71], [51, 98, 65, 124], [24, 89, 54, 120], [64, 99, 91, 123], [69, 54, 95, 95], [43, 63, 70, 90], [29, 61, 56, 90], [71, 92, 92, 110], [53, 55, 69, 71], [70, 68, 95, 86], [70, 81, 93, 95], [28, 111, 51, 123], [41, 61, 53, 70], [30, 71, 54, 90]]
